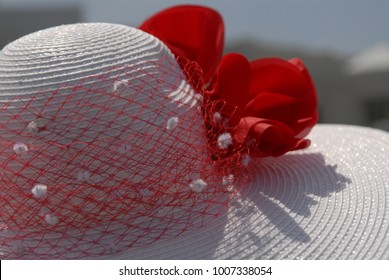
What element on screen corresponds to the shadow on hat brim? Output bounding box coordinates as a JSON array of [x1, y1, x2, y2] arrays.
[[103, 124, 389, 260]]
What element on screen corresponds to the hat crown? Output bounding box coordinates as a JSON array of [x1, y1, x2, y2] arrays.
[[0, 23, 211, 258], [0, 23, 174, 94]]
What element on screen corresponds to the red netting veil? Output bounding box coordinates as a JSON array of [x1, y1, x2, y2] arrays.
[[0, 5, 318, 259]]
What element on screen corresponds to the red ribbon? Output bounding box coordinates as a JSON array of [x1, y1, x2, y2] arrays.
[[140, 5, 318, 158]]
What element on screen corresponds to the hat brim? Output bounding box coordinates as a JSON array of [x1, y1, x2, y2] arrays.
[[102, 124, 389, 260]]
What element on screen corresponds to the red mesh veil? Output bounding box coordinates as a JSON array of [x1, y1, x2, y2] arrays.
[[0, 24, 252, 259]]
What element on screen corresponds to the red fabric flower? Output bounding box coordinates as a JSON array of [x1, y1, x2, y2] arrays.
[[140, 5, 318, 158], [208, 53, 318, 157]]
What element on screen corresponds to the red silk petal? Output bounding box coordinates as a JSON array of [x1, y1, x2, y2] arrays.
[[249, 58, 318, 136], [234, 117, 308, 157], [210, 53, 251, 126], [288, 58, 319, 137], [249, 58, 309, 98], [139, 5, 224, 83], [246, 91, 300, 120]]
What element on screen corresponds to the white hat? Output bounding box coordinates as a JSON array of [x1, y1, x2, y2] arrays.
[[1, 7, 388, 260]]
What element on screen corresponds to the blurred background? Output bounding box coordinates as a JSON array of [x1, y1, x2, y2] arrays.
[[1, 0, 389, 131]]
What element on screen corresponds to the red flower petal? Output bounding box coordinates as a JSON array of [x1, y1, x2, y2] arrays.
[[234, 117, 310, 157], [209, 53, 251, 126], [139, 5, 224, 83], [248, 58, 318, 136]]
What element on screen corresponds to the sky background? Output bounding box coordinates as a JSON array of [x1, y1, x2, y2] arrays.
[[1, 0, 389, 55]]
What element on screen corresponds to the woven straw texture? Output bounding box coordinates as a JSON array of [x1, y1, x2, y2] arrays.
[[105, 124, 389, 259]]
